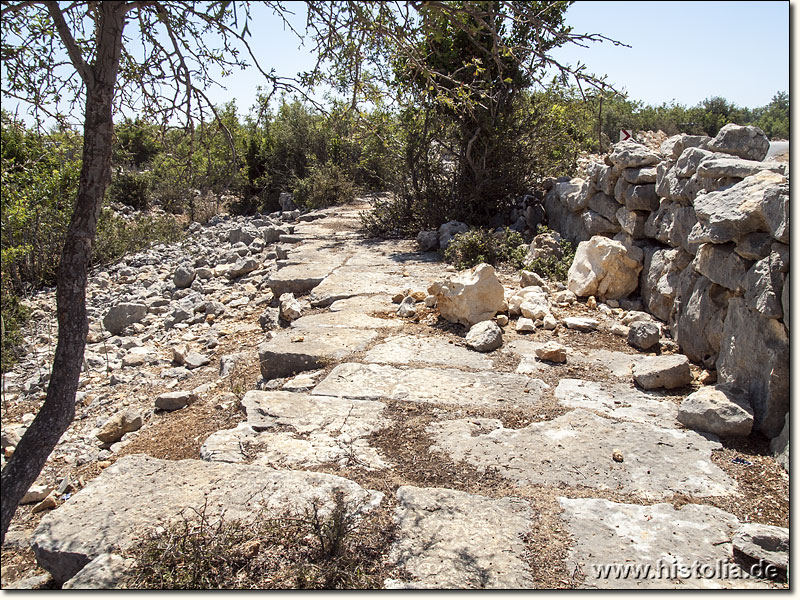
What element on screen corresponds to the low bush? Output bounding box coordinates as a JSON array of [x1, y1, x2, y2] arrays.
[[293, 162, 356, 210], [0, 288, 30, 373], [359, 194, 420, 239], [107, 170, 153, 211], [523, 226, 576, 282], [443, 227, 528, 270], [93, 209, 184, 268], [122, 490, 395, 589]]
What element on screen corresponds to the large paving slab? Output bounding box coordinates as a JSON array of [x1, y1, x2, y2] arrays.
[[385, 486, 535, 589], [30, 455, 383, 584], [258, 328, 379, 380], [555, 379, 679, 427], [290, 310, 402, 330], [309, 267, 435, 307], [342, 247, 441, 269], [200, 391, 389, 469], [312, 362, 549, 407], [427, 409, 737, 499], [510, 341, 642, 378], [574, 349, 646, 378], [365, 335, 495, 370], [267, 254, 349, 296], [327, 294, 396, 313], [558, 497, 769, 589]]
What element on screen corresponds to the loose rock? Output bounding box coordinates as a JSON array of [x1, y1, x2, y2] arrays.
[[465, 320, 503, 352], [534, 342, 567, 363], [428, 263, 505, 327], [732, 523, 789, 571], [632, 354, 692, 390], [627, 321, 660, 351], [567, 236, 643, 301], [154, 390, 196, 411], [677, 384, 754, 437]]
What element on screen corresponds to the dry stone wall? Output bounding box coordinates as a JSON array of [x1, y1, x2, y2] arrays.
[[544, 125, 789, 442]]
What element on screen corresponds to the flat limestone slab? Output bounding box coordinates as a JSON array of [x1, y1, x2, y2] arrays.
[[577, 349, 645, 378], [258, 328, 379, 380], [558, 497, 769, 589], [201, 391, 389, 469], [290, 310, 402, 330], [328, 294, 395, 313], [312, 363, 548, 407], [365, 335, 494, 370], [509, 341, 642, 378], [343, 247, 441, 269], [428, 409, 736, 499], [310, 267, 434, 307], [385, 486, 534, 589], [30, 455, 383, 584], [267, 257, 347, 296], [555, 379, 679, 427]]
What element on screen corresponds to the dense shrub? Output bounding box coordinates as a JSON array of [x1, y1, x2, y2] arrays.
[[107, 169, 153, 210], [113, 117, 161, 168], [443, 227, 527, 270], [293, 162, 357, 209], [0, 113, 186, 371], [238, 98, 398, 215]]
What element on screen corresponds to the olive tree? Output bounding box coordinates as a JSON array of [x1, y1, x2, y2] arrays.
[[303, 1, 622, 227], [0, 0, 298, 544]]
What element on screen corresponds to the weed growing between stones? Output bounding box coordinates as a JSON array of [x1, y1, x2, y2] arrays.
[[443, 227, 528, 270], [122, 491, 395, 589], [523, 226, 577, 282]]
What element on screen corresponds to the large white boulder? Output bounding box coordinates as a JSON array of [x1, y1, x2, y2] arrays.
[[567, 236, 643, 301], [428, 263, 505, 327]]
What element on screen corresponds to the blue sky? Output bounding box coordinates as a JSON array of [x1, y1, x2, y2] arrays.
[[548, 1, 789, 108], [3, 1, 791, 124], [201, 0, 790, 114]]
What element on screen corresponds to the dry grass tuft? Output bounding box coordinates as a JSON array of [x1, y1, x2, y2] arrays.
[[121, 490, 396, 589]]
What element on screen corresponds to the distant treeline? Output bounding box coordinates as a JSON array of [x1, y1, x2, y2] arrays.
[[589, 90, 789, 146]]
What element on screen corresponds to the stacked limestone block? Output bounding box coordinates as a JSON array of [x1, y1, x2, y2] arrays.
[[546, 124, 789, 444]]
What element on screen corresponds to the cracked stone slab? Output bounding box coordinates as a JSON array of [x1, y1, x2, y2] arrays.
[[310, 267, 434, 307], [30, 455, 383, 584], [328, 294, 396, 313], [428, 409, 736, 499], [258, 328, 379, 380], [559, 497, 769, 589], [509, 340, 643, 378], [572, 349, 646, 378], [385, 486, 535, 589], [555, 379, 679, 427], [267, 257, 347, 296], [290, 310, 402, 330], [201, 391, 389, 469], [312, 362, 548, 407], [365, 335, 495, 370]]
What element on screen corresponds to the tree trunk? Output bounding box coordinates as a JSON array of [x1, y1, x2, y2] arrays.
[[1, 2, 126, 545]]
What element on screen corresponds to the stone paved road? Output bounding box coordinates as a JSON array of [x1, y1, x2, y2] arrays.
[[14, 203, 786, 589]]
